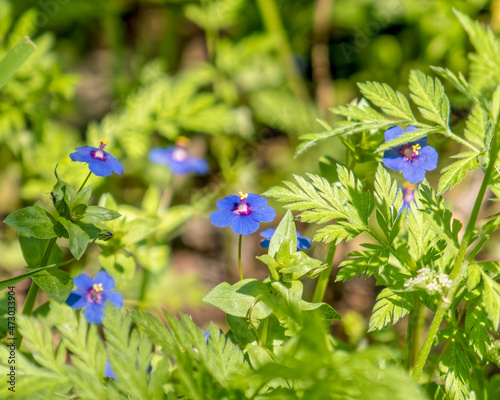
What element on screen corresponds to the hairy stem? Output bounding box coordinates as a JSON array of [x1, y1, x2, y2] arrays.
[[312, 242, 336, 303], [412, 130, 500, 382]]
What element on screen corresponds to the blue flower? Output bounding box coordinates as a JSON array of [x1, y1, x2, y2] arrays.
[[210, 192, 275, 235], [398, 182, 418, 217], [149, 137, 209, 175], [66, 271, 123, 324], [70, 139, 124, 177], [104, 361, 117, 380], [260, 228, 312, 251], [382, 126, 438, 184]]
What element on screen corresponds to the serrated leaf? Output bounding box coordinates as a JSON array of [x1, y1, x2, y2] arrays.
[[330, 101, 386, 122], [466, 263, 481, 292], [464, 105, 492, 150], [376, 126, 437, 152], [337, 246, 390, 282], [438, 152, 479, 194], [358, 81, 414, 120], [480, 270, 500, 330], [368, 288, 413, 332], [439, 339, 472, 400], [465, 302, 491, 359], [373, 163, 400, 227], [296, 119, 397, 156], [409, 70, 450, 127]]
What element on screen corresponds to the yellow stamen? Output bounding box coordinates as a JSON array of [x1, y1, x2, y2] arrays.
[[93, 283, 103, 292], [238, 191, 248, 200], [403, 182, 418, 189], [100, 138, 108, 145], [412, 143, 421, 155], [176, 136, 190, 147]]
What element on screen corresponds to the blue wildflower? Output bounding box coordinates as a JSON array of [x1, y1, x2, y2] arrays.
[[149, 137, 209, 175], [104, 361, 117, 380], [210, 192, 275, 235], [260, 228, 312, 251], [70, 139, 124, 177], [398, 182, 418, 217], [66, 271, 123, 324], [382, 126, 438, 184]]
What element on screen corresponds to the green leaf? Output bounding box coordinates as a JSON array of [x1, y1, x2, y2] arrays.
[[373, 163, 401, 228], [0, 36, 36, 90], [455, 9, 500, 94], [465, 301, 491, 359], [438, 152, 479, 194], [330, 98, 387, 122], [368, 288, 414, 332], [409, 70, 450, 127], [376, 126, 438, 152], [268, 210, 297, 258], [466, 263, 482, 292], [300, 301, 340, 320], [438, 339, 472, 400], [337, 245, 390, 282], [202, 279, 274, 320], [480, 270, 500, 331], [296, 120, 397, 156], [464, 105, 492, 151], [57, 217, 89, 260], [70, 184, 92, 208], [18, 235, 63, 269], [358, 80, 414, 120], [32, 269, 73, 304], [4, 206, 59, 239], [79, 206, 121, 224]]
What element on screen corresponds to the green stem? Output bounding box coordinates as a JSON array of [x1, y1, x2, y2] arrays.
[[312, 242, 336, 303], [260, 317, 269, 347], [238, 234, 243, 280], [412, 130, 500, 382], [255, 0, 309, 101], [78, 171, 92, 192], [408, 299, 423, 371]]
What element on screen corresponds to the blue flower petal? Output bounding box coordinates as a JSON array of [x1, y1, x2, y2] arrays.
[[88, 159, 113, 177], [210, 209, 236, 227], [104, 152, 124, 174], [185, 157, 209, 174], [104, 361, 117, 380], [216, 195, 240, 210], [297, 236, 312, 250], [250, 205, 276, 223], [383, 152, 405, 171], [402, 163, 426, 184], [416, 146, 438, 171], [70, 147, 95, 162], [149, 147, 175, 165], [106, 291, 124, 308], [260, 228, 276, 240], [95, 270, 115, 290], [230, 215, 260, 235], [73, 274, 93, 291], [384, 126, 404, 141], [260, 239, 270, 248], [246, 193, 268, 208], [66, 292, 87, 309], [85, 302, 105, 324]]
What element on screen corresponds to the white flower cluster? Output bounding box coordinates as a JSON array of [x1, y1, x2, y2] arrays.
[[404, 267, 452, 297]]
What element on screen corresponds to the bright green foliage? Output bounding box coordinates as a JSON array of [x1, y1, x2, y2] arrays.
[[438, 339, 472, 400], [0, 35, 35, 90], [368, 288, 414, 332]]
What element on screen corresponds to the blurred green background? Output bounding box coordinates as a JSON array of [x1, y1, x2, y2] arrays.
[[0, 0, 496, 335]]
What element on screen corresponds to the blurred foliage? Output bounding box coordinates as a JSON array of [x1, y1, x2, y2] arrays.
[[0, 0, 499, 330]]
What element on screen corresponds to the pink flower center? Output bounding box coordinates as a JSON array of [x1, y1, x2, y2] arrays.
[[171, 146, 189, 162], [87, 283, 104, 303], [92, 139, 108, 161], [401, 143, 421, 162], [234, 192, 250, 215]]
